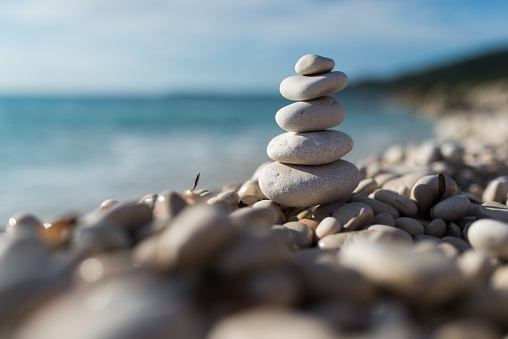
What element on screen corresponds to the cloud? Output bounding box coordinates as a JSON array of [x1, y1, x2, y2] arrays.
[[0, 0, 507, 94]]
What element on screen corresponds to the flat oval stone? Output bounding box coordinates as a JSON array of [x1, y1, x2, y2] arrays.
[[315, 217, 342, 239], [370, 189, 418, 217], [477, 201, 508, 222], [280, 71, 348, 101], [259, 160, 361, 207], [468, 219, 508, 260], [275, 96, 346, 132], [430, 195, 471, 221], [267, 130, 353, 165], [395, 217, 424, 238], [295, 54, 335, 75], [332, 202, 374, 231]]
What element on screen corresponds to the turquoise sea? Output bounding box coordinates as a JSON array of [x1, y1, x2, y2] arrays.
[[0, 90, 434, 222]]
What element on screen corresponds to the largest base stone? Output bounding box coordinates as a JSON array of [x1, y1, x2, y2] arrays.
[[258, 159, 361, 207]]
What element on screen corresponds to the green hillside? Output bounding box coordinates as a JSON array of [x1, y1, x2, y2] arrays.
[[388, 47, 508, 93]]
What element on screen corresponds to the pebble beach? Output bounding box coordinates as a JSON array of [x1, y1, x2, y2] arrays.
[[3, 55, 508, 339]]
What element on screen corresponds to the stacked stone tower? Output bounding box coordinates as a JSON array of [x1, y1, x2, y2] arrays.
[[258, 54, 361, 207]]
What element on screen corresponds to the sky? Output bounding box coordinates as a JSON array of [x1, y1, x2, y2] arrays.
[[0, 0, 507, 95]]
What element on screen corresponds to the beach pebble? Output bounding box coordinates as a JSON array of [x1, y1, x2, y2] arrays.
[[244, 268, 302, 307], [229, 206, 280, 230], [295, 54, 335, 75], [6, 213, 44, 238], [457, 250, 497, 290], [430, 195, 471, 221], [312, 201, 346, 219], [332, 202, 374, 231], [259, 159, 361, 207], [267, 130, 353, 165], [468, 219, 508, 260], [424, 218, 446, 238], [442, 236, 471, 252], [476, 201, 508, 222], [340, 242, 464, 306], [370, 189, 418, 217], [298, 218, 321, 232], [156, 204, 239, 271], [315, 217, 341, 239], [350, 194, 400, 218], [280, 71, 348, 101], [207, 190, 240, 210], [208, 307, 337, 339], [372, 213, 396, 226], [491, 265, 508, 291], [283, 222, 313, 249], [410, 174, 459, 214], [445, 221, 463, 238], [99, 199, 119, 211], [252, 200, 285, 224], [352, 178, 379, 195], [275, 96, 346, 132], [153, 191, 187, 220], [100, 202, 153, 230], [440, 141, 464, 165], [318, 224, 411, 250], [482, 175, 508, 204], [138, 193, 157, 209], [383, 169, 434, 194], [431, 317, 502, 339], [213, 233, 291, 276], [395, 217, 424, 238], [237, 179, 267, 205]]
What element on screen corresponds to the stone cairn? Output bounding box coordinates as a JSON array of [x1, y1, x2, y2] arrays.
[[259, 54, 361, 207]]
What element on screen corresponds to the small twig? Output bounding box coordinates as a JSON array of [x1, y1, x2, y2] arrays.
[[192, 172, 200, 191]]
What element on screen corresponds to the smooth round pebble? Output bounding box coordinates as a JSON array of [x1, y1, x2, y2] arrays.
[[295, 54, 335, 75], [340, 242, 464, 306], [410, 174, 459, 214], [468, 219, 508, 260], [371, 189, 418, 217], [208, 307, 337, 339], [276, 96, 346, 132], [258, 159, 361, 207], [477, 201, 508, 222], [315, 217, 341, 239], [267, 130, 353, 165], [283, 222, 313, 249], [372, 213, 396, 226], [395, 217, 424, 238], [280, 71, 348, 101], [332, 202, 374, 231], [482, 175, 508, 204], [350, 194, 400, 218], [430, 195, 471, 221], [424, 218, 446, 238]]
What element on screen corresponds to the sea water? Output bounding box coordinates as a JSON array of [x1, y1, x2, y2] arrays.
[[0, 90, 434, 222]]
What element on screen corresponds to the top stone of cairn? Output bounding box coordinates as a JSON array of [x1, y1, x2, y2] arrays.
[[295, 54, 335, 75]]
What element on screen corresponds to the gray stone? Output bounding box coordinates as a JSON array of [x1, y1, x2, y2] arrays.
[[258, 159, 361, 207], [332, 202, 374, 231], [275, 96, 346, 132], [295, 54, 335, 75], [267, 130, 353, 165], [156, 204, 239, 270], [370, 189, 418, 217], [395, 217, 424, 238], [430, 195, 471, 221], [280, 71, 348, 101], [477, 201, 508, 222]]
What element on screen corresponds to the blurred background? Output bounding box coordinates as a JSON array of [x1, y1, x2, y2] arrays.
[[0, 0, 507, 222]]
